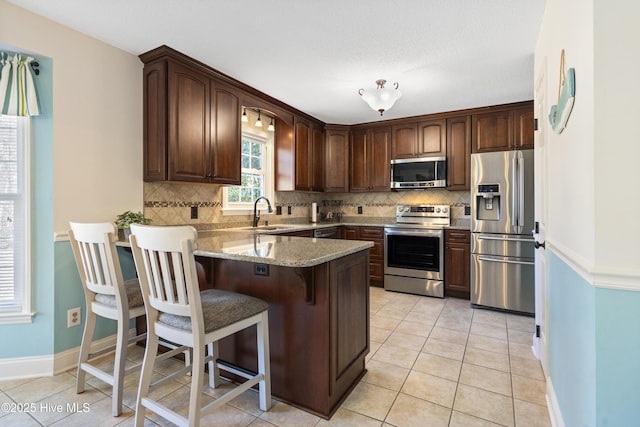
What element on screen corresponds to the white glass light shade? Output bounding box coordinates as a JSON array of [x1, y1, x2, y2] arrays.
[[359, 79, 402, 116]]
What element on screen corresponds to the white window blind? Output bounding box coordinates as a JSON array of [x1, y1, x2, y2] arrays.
[[0, 115, 31, 323]]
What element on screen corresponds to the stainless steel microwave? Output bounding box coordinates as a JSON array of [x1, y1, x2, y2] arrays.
[[390, 156, 447, 189]]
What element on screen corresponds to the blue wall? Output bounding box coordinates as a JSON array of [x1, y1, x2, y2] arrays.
[[549, 251, 640, 426]]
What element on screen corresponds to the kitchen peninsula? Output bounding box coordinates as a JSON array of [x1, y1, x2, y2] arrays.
[[182, 230, 373, 419]]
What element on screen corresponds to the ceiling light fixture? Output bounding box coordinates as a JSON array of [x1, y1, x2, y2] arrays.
[[358, 79, 402, 116], [267, 117, 275, 132], [241, 107, 248, 122], [255, 110, 262, 127]]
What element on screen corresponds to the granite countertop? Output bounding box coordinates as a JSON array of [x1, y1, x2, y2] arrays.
[[194, 231, 373, 267]]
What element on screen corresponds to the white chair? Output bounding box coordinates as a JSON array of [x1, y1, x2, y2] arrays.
[[129, 224, 271, 427], [69, 222, 188, 417]]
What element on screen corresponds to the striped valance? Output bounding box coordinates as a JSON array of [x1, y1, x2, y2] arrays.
[[0, 51, 40, 117]]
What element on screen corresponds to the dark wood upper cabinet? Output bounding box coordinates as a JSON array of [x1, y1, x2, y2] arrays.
[[294, 118, 311, 190], [472, 101, 534, 153], [277, 116, 324, 191], [446, 115, 471, 191], [141, 54, 241, 184], [350, 126, 390, 192], [324, 126, 349, 192], [391, 119, 446, 159], [311, 126, 324, 191]]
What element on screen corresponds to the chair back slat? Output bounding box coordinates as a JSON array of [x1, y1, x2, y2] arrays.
[[69, 222, 121, 296], [130, 224, 199, 319]]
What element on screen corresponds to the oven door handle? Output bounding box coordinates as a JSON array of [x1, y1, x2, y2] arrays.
[[385, 229, 443, 238]]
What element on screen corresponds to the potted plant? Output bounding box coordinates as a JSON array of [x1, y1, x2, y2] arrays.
[[115, 210, 151, 241]]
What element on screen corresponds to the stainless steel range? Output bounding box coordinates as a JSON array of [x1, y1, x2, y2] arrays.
[[384, 205, 450, 297]]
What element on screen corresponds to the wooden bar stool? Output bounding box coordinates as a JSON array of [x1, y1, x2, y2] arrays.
[[129, 224, 271, 427]]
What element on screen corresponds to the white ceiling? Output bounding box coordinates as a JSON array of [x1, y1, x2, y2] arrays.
[[8, 0, 545, 125]]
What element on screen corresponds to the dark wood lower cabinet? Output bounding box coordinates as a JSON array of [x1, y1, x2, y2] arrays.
[[211, 250, 370, 419], [343, 226, 384, 287], [444, 229, 470, 299]]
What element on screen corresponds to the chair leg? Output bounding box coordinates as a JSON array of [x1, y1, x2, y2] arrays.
[[111, 313, 129, 416], [208, 342, 220, 388], [135, 331, 159, 427], [188, 344, 205, 427], [257, 311, 272, 411], [76, 308, 97, 394]]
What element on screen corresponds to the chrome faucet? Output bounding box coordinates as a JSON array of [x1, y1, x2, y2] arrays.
[[253, 196, 273, 227]]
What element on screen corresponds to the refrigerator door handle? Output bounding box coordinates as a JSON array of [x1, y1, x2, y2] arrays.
[[518, 153, 525, 234], [477, 255, 535, 266], [511, 156, 518, 231]]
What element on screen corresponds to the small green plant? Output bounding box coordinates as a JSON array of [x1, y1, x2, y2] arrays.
[[115, 210, 151, 229]]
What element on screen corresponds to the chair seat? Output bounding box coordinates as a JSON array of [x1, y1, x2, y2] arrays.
[[158, 289, 268, 333], [94, 278, 144, 308]]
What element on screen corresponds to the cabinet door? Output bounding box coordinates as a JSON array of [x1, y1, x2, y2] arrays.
[[167, 62, 211, 182], [311, 126, 324, 191], [446, 115, 471, 190], [349, 130, 368, 192], [391, 123, 418, 159], [143, 61, 167, 181], [444, 230, 470, 299], [369, 126, 391, 191], [472, 110, 513, 153], [344, 226, 358, 240], [514, 106, 535, 149], [418, 118, 447, 157], [324, 127, 349, 192], [294, 119, 311, 190], [210, 82, 241, 184]]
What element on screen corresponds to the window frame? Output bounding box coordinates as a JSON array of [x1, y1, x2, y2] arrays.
[[222, 131, 274, 215], [0, 115, 33, 324]]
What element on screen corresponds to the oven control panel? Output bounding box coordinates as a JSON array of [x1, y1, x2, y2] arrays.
[[395, 204, 450, 226]]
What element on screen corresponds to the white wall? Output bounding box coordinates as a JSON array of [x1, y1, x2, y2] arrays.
[[0, 0, 143, 235]]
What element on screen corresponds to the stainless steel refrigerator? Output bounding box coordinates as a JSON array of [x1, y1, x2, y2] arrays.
[[471, 150, 535, 314]]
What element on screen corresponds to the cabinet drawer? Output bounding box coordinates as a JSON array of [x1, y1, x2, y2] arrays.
[[359, 227, 383, 239], [445, 229, 470, 243], [369, 240, 383, 259], [369, 260, 384, 280]]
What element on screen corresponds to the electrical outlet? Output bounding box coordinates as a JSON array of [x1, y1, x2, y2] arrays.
[[254, 264, 269, 276], [287, 205, 292, 215], [357, 206, 363, 214], [67, 307, 81, 328], [276, 205, 282, 215], [190, 206, 198, 219]]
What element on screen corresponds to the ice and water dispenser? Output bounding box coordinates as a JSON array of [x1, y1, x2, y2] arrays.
[[475, 184, 500, 221]]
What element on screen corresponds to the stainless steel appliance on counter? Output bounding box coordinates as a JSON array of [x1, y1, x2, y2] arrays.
[[384, 205, 450, 297], [390, 156, 447, 189], [471, 150, 535, 314]]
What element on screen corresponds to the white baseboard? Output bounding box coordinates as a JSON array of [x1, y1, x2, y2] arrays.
[[0, 329, 136, 380], [546, 376, 566, 427]]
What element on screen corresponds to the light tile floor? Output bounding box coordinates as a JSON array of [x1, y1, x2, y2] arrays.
[[0, 287, 552, 426]]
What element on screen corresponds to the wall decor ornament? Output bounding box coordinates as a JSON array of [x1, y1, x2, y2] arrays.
[[549, 49, 575, 134]]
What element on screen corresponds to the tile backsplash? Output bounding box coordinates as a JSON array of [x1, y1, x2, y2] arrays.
[[144, 182, 470, 228]]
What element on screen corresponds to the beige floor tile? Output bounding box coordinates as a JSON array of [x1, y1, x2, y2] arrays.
[[470, 322, 508, 341], [403, 311, 438, 326], [367, 341, 382, 362], [412, 352, 462, 382], [401, 370, 457, 408], [49, 396, 134, 427], [422, 338, 466, 361], [507, 329, 532, 345], [428, 326, 469, 346], [509, 341, 537, 360], [385, 393, 451, 427], [459, 363, 512, 397], [385, 331, 427, 352], [510, 355, 545, 381], [506, 314, 535, 333], [466, 334, 509, 355], [434, 315, 471, 333], [371, 344, 419, 369], [363, 360, 410, 392], [0, 411, 42, 426], [514, 399, 552, 427], [394, 320, 433, 338], [376, 307, 409, 321], [512, 374, 547, 407], [370, 326, 393, 343], [342, 382, 397, 421], [4, 372, 77, 403], [370, 315, 402, 331], [449, 410, 503, 426], [0, 376, 39, 392], [472, 310, 507, 328], [316, 407, 383, 426], [204, 382, 266, 417], [464, 347, 511, 373], [453, 384, 514, 427], [31, 383, 110, 425]]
